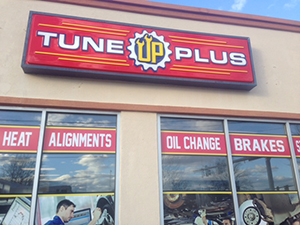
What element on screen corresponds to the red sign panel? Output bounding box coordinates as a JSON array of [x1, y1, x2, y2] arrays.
[[161, 131, 227, 155], [293, 136, 300, 156], [43, 127, 116, 153], [230, 134, 291, 157], [22, 12, 256, 90], [0, 126, 40, 153]]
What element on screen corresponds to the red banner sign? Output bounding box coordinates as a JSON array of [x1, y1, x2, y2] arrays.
[[43, 127, 116, 153], [230, 134, 291, 157], [161, 131, 227, 155], [22, 12, 256, 90], [293, 136, 300, 156], [0, 126, 40, 153]]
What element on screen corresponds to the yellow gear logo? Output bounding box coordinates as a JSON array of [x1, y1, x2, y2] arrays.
[[127, 30, 172, 71]]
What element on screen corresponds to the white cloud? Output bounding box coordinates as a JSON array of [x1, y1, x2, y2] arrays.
[[53, 174, 72, 181], [231, 0, 247, 11], [284, 0, 300, 9]]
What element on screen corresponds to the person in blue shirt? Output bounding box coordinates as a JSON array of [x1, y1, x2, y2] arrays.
[[45, 199, 102, 225]]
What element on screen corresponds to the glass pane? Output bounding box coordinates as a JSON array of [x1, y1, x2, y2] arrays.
[[46, 113, 116, 128], [228, 121, 286, 135], [38, 153, 115, 193], [0, 197, 31, 224], [0, 154, 36, 194], [39, 112, 117, 194], [0, 110, 41, 224], [161, 117, 234, 224], [291, 124, 300, 135], [161, 117, 224, 133], [38, 195, 115, 225], [162, 155, 230, 191], [233, 156, 296, 191], [292, 124, 300, 181], [163, 193, 235, 225], [0, 110, 41, 126], [238, 193, 299, 225], [297, 158, 300, 179], [0, 110, 40, 194], [38, 112, 117, 225]]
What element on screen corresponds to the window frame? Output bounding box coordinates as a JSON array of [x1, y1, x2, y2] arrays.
[[0, 106, 120, 225], [158, 114, 300, 225]]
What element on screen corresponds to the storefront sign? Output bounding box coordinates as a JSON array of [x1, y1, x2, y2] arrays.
[[293, 136, 300, 156], [230, 134, 291, 157], [43, 127, 116, 153], [22, 12, 256, 90], [161, 131, 227, 155], [0, 126, 40, 152]]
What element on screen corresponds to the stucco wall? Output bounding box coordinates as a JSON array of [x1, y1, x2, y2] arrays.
[[1, 0, 300, 114], [1, 1, 300, 225], [119, 111, 160, 224]]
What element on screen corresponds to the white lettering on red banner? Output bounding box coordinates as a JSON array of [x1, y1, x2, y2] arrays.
[[293, 136, 300, 156], [161, 131, 227, 155], [0, 126, 40, 152], [22, 12, 256, 90], [230, 134, 290, 157], [43, 127, 116, 153]]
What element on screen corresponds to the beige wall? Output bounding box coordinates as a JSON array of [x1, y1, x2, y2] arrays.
[[1, 0, 300, 224], [119, 111, 160, 224]]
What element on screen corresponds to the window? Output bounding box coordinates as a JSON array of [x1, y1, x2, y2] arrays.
[[0, 109, 119, 225], [160, 117, 235, 225], [0, 110, 41, 225], [159, 116, 300, 225], [229, 121, 298, 225], [291, 123, 300, 182], [37, 112, 117, 225]]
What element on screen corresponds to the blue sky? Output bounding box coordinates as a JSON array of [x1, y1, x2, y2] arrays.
[[149, 0, 300, 22]]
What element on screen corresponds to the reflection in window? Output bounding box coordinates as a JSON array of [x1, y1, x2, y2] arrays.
[[46, 113, 117, 128], [0, 154, 36, 194], [161, 117, 224, 132], [0, 110, 40, 195], [38, 153, 115, 193], [290, 124, 300, 135], [297, 158, 300, 177], [162, 155, 230, 191], [0, 110, 40, 225], [0, 110, 41, 126], [228, 121, 285, 135], [233, 157, 296, 191], [291, 124, 300, 187], [39, 112, 117, 194], [160, 117, 234, 224]]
